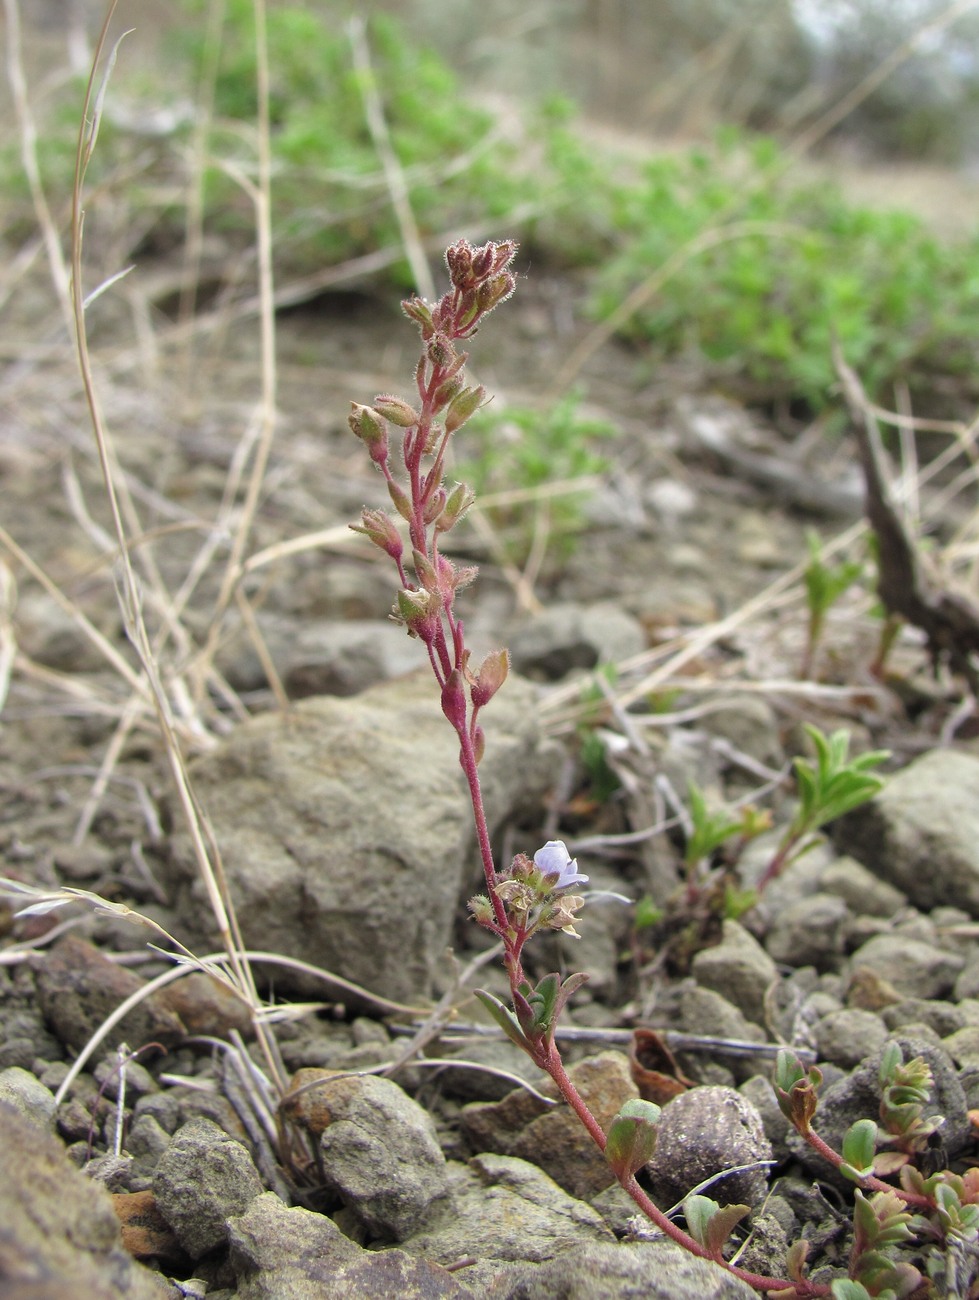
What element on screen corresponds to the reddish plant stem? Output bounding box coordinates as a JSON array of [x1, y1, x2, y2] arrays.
[[800, 1126, 932, 1210], [457, 719, 513, 948], [539, 1046, 825, 1296]]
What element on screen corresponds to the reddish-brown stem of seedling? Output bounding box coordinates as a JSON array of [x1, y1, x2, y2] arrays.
[[351, 241, 825, 1296], [798, 1124, 932, 1211]]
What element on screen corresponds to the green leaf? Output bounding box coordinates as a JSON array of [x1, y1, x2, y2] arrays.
[[683, 1194, 750, 1257], [605, 1099, 661, 1179], [472, 989, 529, 1052], [841, 1118, 878, 1180]]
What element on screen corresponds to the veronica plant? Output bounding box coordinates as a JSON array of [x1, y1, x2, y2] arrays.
[[348, 240, 831, 1297]]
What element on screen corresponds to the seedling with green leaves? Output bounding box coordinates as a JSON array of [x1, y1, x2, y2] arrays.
[[801, 531, 865, 680], [756, 725, 888, 889]]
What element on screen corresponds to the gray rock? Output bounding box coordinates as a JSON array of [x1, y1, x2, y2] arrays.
[[691, 920, 779, 1027], [647, 1086, 773, 1209], [679, 984, 767, 1045], [954, 953, 979, 1001], [506, 1238, 758, 1298], [739, 1074, 792, 1163], [835, 749, 979, 915], [813, 1009, 888, 1068], [0, 1100, 168, 1298], [227, 1191, 472, 1300], [460, 1050, 638, 1201], [399, 1153, 614, 1265], [881, 999, 964, 1038], [700, 694, 784, 769], [942, 1025, 979, 1070], [164, 672, 555, 1004], [282, 618, 428, 698], [153, 1117, 263, 1258], [765, 892, 849, 970], [317, 1074, 449, 1240], [820, 855, 907, 918], [0, 1066, 56, 1129], [508, 601, 644, 680], [848, 934, 963, 999]]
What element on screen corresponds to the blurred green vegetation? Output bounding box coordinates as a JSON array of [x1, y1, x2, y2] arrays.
[[9, 1, 979, 423]]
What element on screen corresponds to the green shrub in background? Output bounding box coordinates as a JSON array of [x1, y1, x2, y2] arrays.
[[587, 131, 979, 414], [11, 1, 979, 423], [173, 0, 534, 278], [458, 391, 616, 563]]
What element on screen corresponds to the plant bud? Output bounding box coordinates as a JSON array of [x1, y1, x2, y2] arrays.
[[395, 587, 437, 638], [468, 894, 494, 926], [472, 725, 485, 765], [471, 242, 495, 278], [402, 296, 433, 333], [437, 481, 476, 532], [477, 272, 516, 314], [445, 239, 474, 289], [445, 384, 486, 434], [350, 508, 403, 562], [423, 487, 447, 524], [471, 648, 509, 708], [412, 548, 439, 593], [433, 375, 464, 408], [372, 394, 419, 427], [387, 479, 413, 522], [348, 404, 389, 466], [440, 668, 467, 731], [427, 333, 455, 368], [448, 562, 477, 594]]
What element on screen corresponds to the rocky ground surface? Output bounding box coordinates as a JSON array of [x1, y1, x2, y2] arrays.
[[4, 214, 979, 1297]]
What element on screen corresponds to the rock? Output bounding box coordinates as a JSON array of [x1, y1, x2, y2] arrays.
[[153, 1117, 263, 1258], [690, 920, 779, 1027], [35, 935, 185, 1055], [764, 892, 849, 970], [163, 672, 555, 1004], [847, 934, 963, 999], [0, 1100, 168, 1298], [460, 1050, 638, 1200], [820, 855, 907, 918], [679, 983, 767, 1045], [507, 601, 645, 680], [647, 1086, 773, 1209], [312, 1074, 449, 1241], [505, 1238, 758, 1298], [835, 749, 979, 915], [739, 1074, 792, 1162], [699, 694, 784, 769], [156, 972, 254, 1040], [942, 1025, 979, 1070], [813, 1009, 888, 1068], [880, 999, 964, 1038], [111, 1189, 185, 1264], [227, 1191, 471, 1300], [399, 1152, 614, 1265], [0, 1065, 56, 1128], [282, 618, 428, 698]]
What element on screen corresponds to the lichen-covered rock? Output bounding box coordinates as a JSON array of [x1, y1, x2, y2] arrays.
[[164, 672, 556, 1004], [153, 1117, 263, 1258], [0, 1101, 168, 1299], [836, 749, 979, 915], [315, 1074, 449, 1241]]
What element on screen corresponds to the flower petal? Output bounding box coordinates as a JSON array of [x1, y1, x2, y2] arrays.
[[533, 840, 589, 889]]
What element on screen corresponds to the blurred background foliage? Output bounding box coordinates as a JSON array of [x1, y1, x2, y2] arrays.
[[11, 0, 979, 421]]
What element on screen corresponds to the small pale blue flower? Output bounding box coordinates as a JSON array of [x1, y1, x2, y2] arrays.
[[534, 840, 589, 890]]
